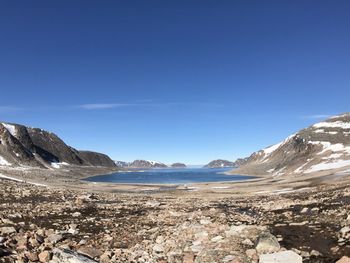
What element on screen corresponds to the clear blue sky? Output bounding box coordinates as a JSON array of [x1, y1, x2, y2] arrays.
[[0, 1, 349, 164]]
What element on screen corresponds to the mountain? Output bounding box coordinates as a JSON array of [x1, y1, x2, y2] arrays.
[[233, 157, 249, 167], [204, 159, 236, 168], [171, 163, 187, 168], [114, 160, 130, 168], [129, 160, 168, 168], [78, 151, 116, 167], [233, 113, 350, 176], [0, 122, 116, 169]]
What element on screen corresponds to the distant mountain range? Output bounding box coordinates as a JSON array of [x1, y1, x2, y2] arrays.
[[0, 122, 116, 169], [114, 160, 187, 168], [2, 113, 350, 177], [204, 159, 236, 168], [232, 113, 350, 176]]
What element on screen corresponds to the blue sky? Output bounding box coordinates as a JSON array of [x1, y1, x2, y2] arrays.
[[0, 1, 350, 164]]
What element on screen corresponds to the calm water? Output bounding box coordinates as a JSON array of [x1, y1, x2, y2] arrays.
[[84, 167, 255, 184]]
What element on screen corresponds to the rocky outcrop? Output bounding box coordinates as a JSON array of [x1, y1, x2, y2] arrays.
[[232, 113, 350, 176], [0, 122, 116, 169], [171, 163, 187, 168], [204, 159, 235, 168]]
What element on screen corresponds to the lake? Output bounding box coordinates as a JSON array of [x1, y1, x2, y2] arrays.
[[84, 167, 255, 184]]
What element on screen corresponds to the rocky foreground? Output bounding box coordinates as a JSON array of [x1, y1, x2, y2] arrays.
[[0, 178, 349, 263]]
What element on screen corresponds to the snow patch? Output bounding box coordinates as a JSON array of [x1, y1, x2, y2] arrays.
[[261, 134, 296, 162], [305, 159, 350, 173], [313, 121, 350, 129], [2, 123, 17, 137], [51, 162, 69, 169]]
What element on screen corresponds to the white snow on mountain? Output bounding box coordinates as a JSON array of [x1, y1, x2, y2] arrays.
[[304, 159, 350, 173], [313, 121, 350, 129], [2, 123, 17, 137], [51, 162, 69, 169], [261, 134, 296, 162]]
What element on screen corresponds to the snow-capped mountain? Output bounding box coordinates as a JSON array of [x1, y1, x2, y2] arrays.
[[233, 113, 350, 176], [0, 122, 116, 169]]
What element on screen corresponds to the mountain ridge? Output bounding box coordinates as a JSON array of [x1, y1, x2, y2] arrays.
[[0, 122, 116, 169], [232, 113, 350, 176]]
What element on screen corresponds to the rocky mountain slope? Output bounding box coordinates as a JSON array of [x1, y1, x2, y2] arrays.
[[0, 122, 116, 169], [233, 113, 350, 176], [204, 159, 236, 168]]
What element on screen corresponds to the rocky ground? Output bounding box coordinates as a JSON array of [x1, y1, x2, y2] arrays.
[[0, 176, 349, 263]]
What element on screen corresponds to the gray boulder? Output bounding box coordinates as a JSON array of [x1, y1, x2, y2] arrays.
[[256, 232, 280, 254], [259, 250, 302, 263], [50, 248, 97, 263]]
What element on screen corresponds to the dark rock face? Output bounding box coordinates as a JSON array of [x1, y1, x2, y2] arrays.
[[171, 163, 187, 168], [129, 160, 168, 168], [78, 151, 116, 167], [0, 122, 116, 169], [28, 128, 85, 165], [204, 159, 235, 168], [0, 124, 42, 167], [233, 113, 350, 176]]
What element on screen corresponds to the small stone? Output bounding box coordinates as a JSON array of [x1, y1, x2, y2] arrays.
[[340, 226, 350, 238], [200, 219, 211, 225], [211, 235, 223, 242], [153, 244, 164, 253], [72, 212, 82, 217], [337, 256, 350, 263], [310, 249, 322, 257], [183, 252, 195, 263], [0, 226, 16, 235], [223, 255, 236, 262], [78, 246, 103, 259], [47, 233, 63, 244], [100, 251, 112, 263], [26, 252, 39, 262], [39, 251, 51, 262], [242, 238, 254, 246], [300, 207, 310, 214]]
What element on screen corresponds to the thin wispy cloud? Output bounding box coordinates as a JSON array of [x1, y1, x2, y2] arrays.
[[0, 106, 22, 112], [77, 103, 137, 110], [76, 102, 228, 111]]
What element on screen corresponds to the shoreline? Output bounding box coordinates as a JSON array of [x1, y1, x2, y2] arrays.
[[1, 165, 349, 196]]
